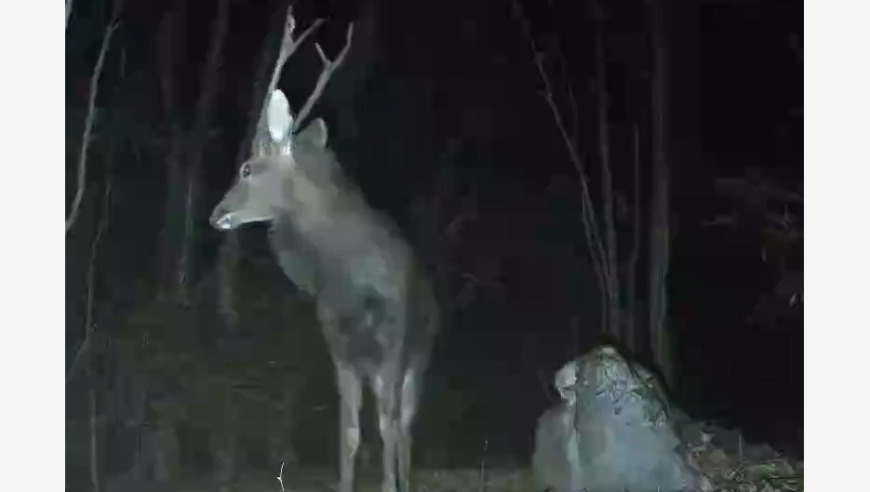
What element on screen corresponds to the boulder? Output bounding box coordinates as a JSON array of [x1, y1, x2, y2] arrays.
[[532, 346, 710, 492]]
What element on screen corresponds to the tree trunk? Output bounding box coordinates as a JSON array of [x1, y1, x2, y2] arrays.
[[219, 0, 284, 328], [593, 21, 620, 340], [648, 0, 674, 387], [158, 145, 191, 303], [89, 384, 102, 492], [153, 419, 180, 482], [130, 377, 149, 481], [155, 3, 192, 303], [625, 125, 642, 350]]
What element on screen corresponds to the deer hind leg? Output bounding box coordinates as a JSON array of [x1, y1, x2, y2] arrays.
[[373, 371, 401, 492], [336, 362, 363, 492], [397, 366, 422, 492]]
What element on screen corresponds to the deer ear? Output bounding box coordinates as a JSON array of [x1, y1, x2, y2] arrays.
[[267, 89, 294, 143], [296, 118, 328, 149]]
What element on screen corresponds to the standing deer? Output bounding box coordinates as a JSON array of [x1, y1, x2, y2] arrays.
[[209, 10, 439, 492]]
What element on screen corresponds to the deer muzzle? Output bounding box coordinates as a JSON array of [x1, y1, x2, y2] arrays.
[[209, 205, 236, 231]]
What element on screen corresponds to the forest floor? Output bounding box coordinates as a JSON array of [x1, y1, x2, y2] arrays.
[[107, 467, 535, 492], [104, 453, 804, 492]]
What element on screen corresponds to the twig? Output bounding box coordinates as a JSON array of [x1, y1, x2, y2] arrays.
[[477, 437, 488, 492], [552, 40, 582, 145], [510, 0, 611, 322], [276, 461, 286, 492], [66, 16, 119, 232]]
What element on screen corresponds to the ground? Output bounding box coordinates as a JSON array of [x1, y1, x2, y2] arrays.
[[108, 468, 535, 492]]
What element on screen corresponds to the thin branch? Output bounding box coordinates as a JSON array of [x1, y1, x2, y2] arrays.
[[477, 437, 489, 492], [66, 333, 91, 386], [292, 22, 356, 132], [625, 124, 642, 347], [66, 0, 74, 29], [580, 173, 610, 334], [594, 20, 619, 335], [89, 385, 100, 492], [66, 18, 118, 233], [67, 177, 113, 386], [510, 0, 611, 302], [551, 35, 582, 146]]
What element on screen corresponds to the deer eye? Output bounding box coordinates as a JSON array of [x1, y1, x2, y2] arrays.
[[240, 163, 252, 178]]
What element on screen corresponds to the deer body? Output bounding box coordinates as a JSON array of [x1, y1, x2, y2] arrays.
[[211, 80, 437, 492]]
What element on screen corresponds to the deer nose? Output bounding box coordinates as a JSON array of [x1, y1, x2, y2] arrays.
[[210, 207, 234, 231]]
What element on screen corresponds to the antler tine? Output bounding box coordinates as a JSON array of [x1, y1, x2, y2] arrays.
[[292, 22, 355, 133], [263, 7, 325, 120]]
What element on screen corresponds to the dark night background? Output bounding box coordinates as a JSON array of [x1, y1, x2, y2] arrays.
[[65, 0, 802, 488]]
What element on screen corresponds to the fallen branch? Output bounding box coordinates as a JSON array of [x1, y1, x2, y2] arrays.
[[66, 14, 119, 233]]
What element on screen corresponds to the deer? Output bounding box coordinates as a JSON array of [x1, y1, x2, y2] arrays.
[[209, 9, 439, 492]]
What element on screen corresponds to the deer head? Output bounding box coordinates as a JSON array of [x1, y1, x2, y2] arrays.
[[209, 90, 330, 231], [210, 11, 353, 233]]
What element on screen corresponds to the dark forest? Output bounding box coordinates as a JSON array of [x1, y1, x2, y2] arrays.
[[65, 0, 803, 490]]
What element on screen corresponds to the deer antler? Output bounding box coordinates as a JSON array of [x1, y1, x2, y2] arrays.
[[263, 8, 324, 109], [292, 22, 355, 132], [253, 7, 324, 150], [253, 7, 354, 150]]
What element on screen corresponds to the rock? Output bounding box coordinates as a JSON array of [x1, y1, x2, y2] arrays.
[[532, 346, 710, 492], [533, 402, 584, 492]]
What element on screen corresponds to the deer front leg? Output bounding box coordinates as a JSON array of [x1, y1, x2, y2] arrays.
[[373, 371, 401, 492], [336, 362, 363, 492]]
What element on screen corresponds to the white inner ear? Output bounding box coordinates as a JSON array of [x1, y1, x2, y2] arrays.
[[267, 89, 293, 143]]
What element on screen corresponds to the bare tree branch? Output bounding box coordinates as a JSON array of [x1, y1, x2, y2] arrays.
[[625, 125, 642, 348], [66, 0, 74, 29], [66, 8, 120, 233], [579, 173, 610, 334], [510, 0, 611, 330], [67, 177, 113, 386], [593, 22, 620, 336]]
